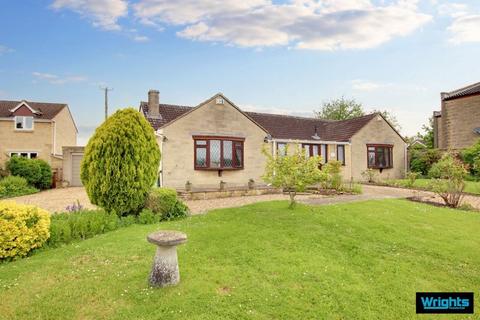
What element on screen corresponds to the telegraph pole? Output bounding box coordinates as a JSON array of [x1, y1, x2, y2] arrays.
[[100, 86, 113, 120]]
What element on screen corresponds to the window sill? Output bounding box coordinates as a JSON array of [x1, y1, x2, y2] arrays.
[[368, 166, 393, 170], [14, 129, 34, 132]]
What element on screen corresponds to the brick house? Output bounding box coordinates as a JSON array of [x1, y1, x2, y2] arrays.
[[140, 90, 406, 189], [0, 100, 77, 179], [434, 82, 480, 150]]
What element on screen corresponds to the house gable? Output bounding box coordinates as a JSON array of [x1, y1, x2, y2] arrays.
[[13, 104, 36, 117], [159, 93, 270, 135]]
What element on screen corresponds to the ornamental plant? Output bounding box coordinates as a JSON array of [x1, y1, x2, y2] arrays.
[[6, 157, 52, 189], [428, 153, 467, 208], [81, 108, 161, 216], [0, 201, 50, 259], [262, 145, 324, 208]]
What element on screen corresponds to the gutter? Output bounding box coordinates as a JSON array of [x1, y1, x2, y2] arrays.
[[270, 138, 351, 145]]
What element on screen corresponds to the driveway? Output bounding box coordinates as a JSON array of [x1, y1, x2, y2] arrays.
[[6, 184, 480, 214]]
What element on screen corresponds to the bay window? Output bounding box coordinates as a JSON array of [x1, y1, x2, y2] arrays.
[[194, 137, 244, 170], [367, 145, 393, 169]]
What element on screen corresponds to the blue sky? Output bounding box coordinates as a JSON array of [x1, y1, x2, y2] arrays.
[[1, 0, 480, 145]]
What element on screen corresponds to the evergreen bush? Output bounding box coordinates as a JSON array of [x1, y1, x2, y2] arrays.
[[0, 176, 38, 199], [6, 157, 52, 189], [81, 108, 161, 216], [145, 188, 189, 221]]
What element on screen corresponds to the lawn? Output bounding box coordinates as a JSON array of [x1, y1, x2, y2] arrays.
[[385, 178, 480, 195], [1, 199, 479, 319]]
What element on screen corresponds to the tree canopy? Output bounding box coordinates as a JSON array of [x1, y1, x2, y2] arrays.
[[81, 108, 161, 216]]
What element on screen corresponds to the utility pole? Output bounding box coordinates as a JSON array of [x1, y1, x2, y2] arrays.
[[100, 86, 113, 120]]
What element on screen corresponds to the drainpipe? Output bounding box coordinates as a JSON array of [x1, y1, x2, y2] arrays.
[[155, 129, 164, 187], [404, 143, 407, 177], [52, 120, 56, 156]]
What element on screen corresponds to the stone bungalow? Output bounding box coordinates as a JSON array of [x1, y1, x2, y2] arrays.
[[434, 81, 480, 150], [140, 90, 406, 189]]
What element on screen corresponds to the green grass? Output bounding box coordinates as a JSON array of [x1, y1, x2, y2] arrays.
[[385, 178, 480, 195], [1, 199, 479, 319]]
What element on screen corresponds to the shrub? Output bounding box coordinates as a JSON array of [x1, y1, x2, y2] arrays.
[[0, 202, 50, 259], [138, 208, 160, 224], [405, 171, 419, 188], [145, 188, 189, 221], [409, 148, 442, 176], [322, 160, 343, 190], [81, 108, 161, 216], [47, 209, 119, 247], [461, 139, 480, 177], [428, 153, 467, 208], [361, 169, 377, 183], [6, 157, 52, 189], [262, 145, 324, 208], [0, 167, 8, 179], [0, 176, 38, 199]]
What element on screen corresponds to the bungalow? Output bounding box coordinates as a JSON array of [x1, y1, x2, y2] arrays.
[[140, 90, 406, 189]]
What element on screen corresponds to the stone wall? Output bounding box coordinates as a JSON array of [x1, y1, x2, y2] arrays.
[[440, 95, 480, 150]]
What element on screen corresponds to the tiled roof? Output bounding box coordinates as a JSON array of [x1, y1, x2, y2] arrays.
[[141, 102, 380, 142], [0, 100, 67, 119], [442, 82, 480, 101]]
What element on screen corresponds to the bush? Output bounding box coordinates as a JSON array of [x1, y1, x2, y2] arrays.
[[0, 202, 50, 259], [405, 171, 419, 188], [6, 157, 52, 189], [428, 153, 467, 208], [0, 176, 38, 199], [47, 209, 119, 247], [138, 208, 160, 224], [322, 160, 343, 190], [461, 139, 480, 177], [409, 148, 442, 176], [81, 108, 161, 216], [145, 188, 189, 221]]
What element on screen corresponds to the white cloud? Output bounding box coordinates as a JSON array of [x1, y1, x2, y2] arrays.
[[0, 45, 14, 55], [51, 0, 128, 30], [448, 14, 480, 44], [133, 0, 431, 50], [133, 35, 149, 42], [32, 72, 87, 85], [352, 80, 391, 91]]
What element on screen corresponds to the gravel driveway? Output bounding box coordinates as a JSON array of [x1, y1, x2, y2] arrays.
[[6, 185, 480, 214]]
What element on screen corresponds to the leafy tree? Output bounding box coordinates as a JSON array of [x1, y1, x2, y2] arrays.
[[409, 148, 442, 176], [411, 117, 434, 149], [428, 153, 467, 208], [371, 109, 401, 132], [81, 108, 161, 216], [262, 145, 324, 208], [461, 139, 480, 177], [315, 97, 364, 120]]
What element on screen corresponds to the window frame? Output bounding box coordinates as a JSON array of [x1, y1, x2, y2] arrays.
[[14, 116, 34, 131], [276, 142, 287, 157], [302, 143, 328, 163], [337, 145, 346, 166], [9, 151, 38, 159], [367, 144, 393, 169], [193, 136, 245, 170]]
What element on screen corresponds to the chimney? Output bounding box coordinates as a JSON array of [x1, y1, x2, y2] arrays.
[[148, 90, 160, 118]]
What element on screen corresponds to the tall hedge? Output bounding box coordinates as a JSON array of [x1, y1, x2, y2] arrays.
[[81, 108, 161, 215]]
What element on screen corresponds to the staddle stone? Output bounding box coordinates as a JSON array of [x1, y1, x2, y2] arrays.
[[147, 230, 187, 288]]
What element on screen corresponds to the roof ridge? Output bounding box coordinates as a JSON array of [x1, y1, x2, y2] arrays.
[[445, 81, 480, 95], [0, 99, 67, 106]]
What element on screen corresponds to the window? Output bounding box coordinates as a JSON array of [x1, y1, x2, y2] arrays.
[[277, 143, 287, 156], [337, 145, 345, 165], [15, 116, 34, 130], [194, 137, 244, 170], [303, 144, 328, 164], [10, 152, 38, 159], [367, 145, 393, 168]]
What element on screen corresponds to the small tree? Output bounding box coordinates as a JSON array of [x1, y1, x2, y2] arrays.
[[461, 139, 480, 177], [262, 145, 324, 208], [322, 160, 343, 190], [428, 153, 467, 208], [81, 108, 161, 216]]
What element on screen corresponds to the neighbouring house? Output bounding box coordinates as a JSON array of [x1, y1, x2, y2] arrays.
[[434, 82, 480, 150], [0, 100, 77, 182], [140, 90, 406, 189]]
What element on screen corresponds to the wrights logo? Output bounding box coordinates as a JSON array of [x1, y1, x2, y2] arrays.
[[416, 292, 474, 314]]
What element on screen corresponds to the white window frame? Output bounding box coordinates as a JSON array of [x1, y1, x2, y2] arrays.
[[9, 151, 38, 159], [14, 116, 34, 131]]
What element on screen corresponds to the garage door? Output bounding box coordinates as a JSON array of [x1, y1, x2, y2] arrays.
[[71, 154, 83, 186]]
